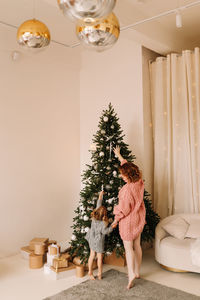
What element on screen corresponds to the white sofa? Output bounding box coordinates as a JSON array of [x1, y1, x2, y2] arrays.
[[155, 214, 200, 273]]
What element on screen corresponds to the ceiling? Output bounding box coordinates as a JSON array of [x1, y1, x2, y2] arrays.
[[0, 0, 200, 54]]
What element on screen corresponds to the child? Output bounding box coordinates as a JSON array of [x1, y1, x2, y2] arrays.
[[86, 190, 113, 280]]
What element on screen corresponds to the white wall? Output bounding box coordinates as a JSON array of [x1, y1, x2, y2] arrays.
[[80, 32, 144, 179], [0, 27, 80, 257]]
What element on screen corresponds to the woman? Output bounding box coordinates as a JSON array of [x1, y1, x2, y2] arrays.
[[111, 146, 146, 289]]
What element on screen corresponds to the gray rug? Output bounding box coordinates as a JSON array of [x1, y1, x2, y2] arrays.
[[44, 269, 199, 300]]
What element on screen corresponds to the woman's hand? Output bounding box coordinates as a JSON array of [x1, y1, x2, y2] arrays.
[[111, 220, 118, 229], [113, 145, 121, 157], [113, 146, 124, 163]]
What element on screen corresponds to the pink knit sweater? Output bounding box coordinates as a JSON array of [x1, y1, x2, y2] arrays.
[[113, 160, 146, 241]]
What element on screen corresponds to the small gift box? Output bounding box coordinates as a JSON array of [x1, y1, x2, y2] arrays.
[[29, 238, 49, 251], [48, 244, 60, 256], [29, 253, 44, 269], [53, 257, 69, 271]]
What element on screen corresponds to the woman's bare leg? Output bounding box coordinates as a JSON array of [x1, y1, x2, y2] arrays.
[[88, 249, 96, 280], [97, 253, 103, 279], [133, 234, 142, 278], [123, 240, 136, 289]]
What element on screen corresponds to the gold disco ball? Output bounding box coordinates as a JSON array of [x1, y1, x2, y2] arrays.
[[57, 0, 116, 23], [76, 12, 120, 51], [17, 19, 51, 48]]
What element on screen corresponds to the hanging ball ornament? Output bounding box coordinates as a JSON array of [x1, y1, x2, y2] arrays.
[[99, 151, 104, 157], [105, 184, 111, 190], [111, 125, 114, 129], [17, 19, 50, 48], [76, 12, 120, 52], [101, 129, 106, 134], [57, 0, 116, 23], [113, 170, 117, 177], [108, 198, 113, 204], [85, 227, 90, 232], [71, 234, 76, 241], [104, 116, 109, 122], [83, 215, 89, 221]]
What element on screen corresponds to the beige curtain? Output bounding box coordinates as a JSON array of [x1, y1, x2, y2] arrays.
[[150, 48, 200, 218]]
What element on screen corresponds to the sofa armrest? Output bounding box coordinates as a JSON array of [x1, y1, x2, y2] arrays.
[[155, 223, 168, 242]]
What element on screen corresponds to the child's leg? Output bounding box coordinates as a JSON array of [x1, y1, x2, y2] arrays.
[[88, 249, 96, 280], [133, 234, 142, 278], [123, 240, 136, 289], [97, 253, 103, 279]]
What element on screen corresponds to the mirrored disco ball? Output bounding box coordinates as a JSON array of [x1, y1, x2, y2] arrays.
[[17, 19, 50, 48], [57, 0, 116, 23], [76, 12, 120, 51]]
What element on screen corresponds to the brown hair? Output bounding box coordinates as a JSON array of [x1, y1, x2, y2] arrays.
[[119, 162, 142, 183], [91, 206, 109, 225]]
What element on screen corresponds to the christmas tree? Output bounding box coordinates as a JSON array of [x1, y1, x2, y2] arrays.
[[69, 103, 160, 263]]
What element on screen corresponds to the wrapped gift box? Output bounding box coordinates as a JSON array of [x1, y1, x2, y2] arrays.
[[34, 243, 46, 255], [29, 238, 49, 251], [73, 256, 97, 270], [104, 251, 126, 267], [53, 257, 69, 270], [50, 262, 75, 274], [48, 244, 60, 256], [29, 253, 44, 269]]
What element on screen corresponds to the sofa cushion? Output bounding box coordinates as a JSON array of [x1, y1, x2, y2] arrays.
[[162, 216, 189, 240], [185, 219, 200, 238]]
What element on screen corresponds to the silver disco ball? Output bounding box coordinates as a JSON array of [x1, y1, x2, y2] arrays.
[[57, 0, 116, 23], [76, 12, 120, 52]]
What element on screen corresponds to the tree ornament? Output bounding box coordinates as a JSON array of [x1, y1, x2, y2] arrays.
[[83, 215, 89, 221], [105, 184, 111, 190], [99, 151, 104, 157], [107, 198, 113, 204], [101, 129, 106, 134], [17, 19, 50, 48], [107, 166, 111, 170], [113, 170, 117, 177], [71, 234, 76, 241], [76, 13, 120, 52], [57, 0, 116, 22], [103, 116, 109, 122], [110, 180, 114, 184], [81, 228, 85, 233], [107, 206, 112, 211], [106, 146, 110, 150], [111, 125, 114, 129], [106, 251, 112, 255], [85, 227, 90, 232]]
